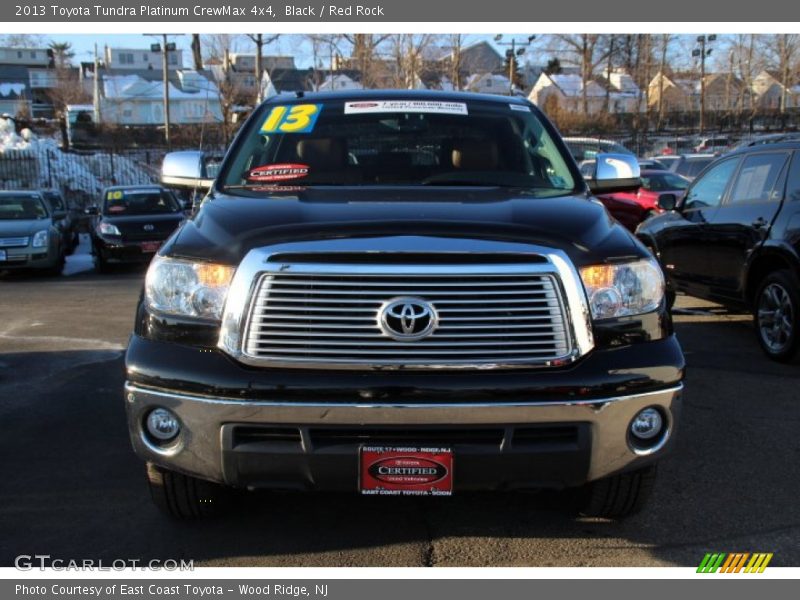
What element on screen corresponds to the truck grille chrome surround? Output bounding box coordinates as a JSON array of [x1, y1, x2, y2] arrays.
[[217, 239, 594, 370], [244, 271, 571, 366]]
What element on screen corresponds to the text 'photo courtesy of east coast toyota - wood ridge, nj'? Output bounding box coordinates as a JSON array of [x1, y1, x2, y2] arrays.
[[1, 0, 800, 593]]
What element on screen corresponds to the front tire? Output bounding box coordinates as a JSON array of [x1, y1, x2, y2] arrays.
[[44, 252, 65, 277], [575, 464, 658, 519], [95, 254, 111, 274], [754, 270, 800, 362], [145, 462, 227, 519]]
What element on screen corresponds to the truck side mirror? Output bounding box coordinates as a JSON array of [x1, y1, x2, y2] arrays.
[[161, 151, 217, 190], [587, 153, 642, 195]]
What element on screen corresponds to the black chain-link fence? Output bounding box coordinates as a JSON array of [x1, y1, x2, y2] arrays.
[[0, 145, 223, 209]]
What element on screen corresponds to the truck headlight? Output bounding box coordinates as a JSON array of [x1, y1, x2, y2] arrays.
[[97, 222, 121, 236], [145, 255, 235, 321], [32, 229, 49, 248], [579, 259, 664, 319]]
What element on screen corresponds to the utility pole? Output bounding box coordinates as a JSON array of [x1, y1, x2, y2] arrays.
[[693, 35, 716, 134], [147, 34, 178, 147], [495, 35, 536, 95], [93, 43, 101, 125], [161, 33, 171, 147]]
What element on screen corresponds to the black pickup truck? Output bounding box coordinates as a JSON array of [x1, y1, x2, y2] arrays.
[[125, 90, 684, 519]]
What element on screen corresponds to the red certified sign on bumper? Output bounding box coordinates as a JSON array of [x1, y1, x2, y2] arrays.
[[360, 446, 453, 496]]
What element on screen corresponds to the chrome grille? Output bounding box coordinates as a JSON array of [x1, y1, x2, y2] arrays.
[[243, 268, 573, 368], [0, 237, 29, 248]]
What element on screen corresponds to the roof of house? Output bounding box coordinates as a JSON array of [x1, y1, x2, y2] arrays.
[[544, 73, 607, 97], [100, 69, 218, 100]]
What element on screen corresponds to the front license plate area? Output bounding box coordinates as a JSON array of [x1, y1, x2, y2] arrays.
[[360, 446, 453, 496], [140, 241, 160, 253]]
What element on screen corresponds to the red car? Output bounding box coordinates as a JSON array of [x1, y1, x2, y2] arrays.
[[600, 169, 690, 212], [594, 194, 650, 232]]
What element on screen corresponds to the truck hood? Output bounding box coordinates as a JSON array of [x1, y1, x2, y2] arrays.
[[165, 187, 645, 267]]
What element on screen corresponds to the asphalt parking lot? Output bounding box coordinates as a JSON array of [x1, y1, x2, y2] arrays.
[[1, 239, 798, 567]]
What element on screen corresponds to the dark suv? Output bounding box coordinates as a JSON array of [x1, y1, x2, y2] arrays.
[[125, 90, 685, 519], [638, 136, 800, 361]]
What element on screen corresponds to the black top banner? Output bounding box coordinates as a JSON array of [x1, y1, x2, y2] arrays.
[[3, 0, 800, 22]]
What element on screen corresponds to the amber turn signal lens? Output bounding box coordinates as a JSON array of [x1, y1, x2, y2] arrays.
[[195, 263, 235, 287]]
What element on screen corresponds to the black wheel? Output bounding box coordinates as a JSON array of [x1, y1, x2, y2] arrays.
[[665, 282, 676, 311], [575, 464, 658, 519], [44, 252, 65, 276], [145, 462, 227, 519], [95, 254, 111, 274], [754, 270, 800, 362]]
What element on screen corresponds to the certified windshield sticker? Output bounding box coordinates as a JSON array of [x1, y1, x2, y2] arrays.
[[247, 163, 310, 183], [260, 104, 322, 134], [344, 101, 468, 116]]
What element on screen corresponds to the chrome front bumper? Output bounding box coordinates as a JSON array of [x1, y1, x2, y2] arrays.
[[125, 382, 682, 489]]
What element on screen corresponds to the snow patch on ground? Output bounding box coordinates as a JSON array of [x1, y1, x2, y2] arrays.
[[0, 116, 154, 196], [63, 234, 95, 277]]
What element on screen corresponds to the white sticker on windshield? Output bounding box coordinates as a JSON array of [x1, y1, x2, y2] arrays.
[[510, 104, 531, 112], [344, 101, 468, 116]]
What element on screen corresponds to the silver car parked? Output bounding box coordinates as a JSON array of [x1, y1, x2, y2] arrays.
[[0, 190, 65, 275]]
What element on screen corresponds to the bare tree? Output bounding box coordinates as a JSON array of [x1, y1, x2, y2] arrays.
[[655, 34, 673, 131], [552, 35, 614, 115], [203, 35, 247, 143], [0, 34, 46, 48], [342, 34, 392, 88], [190, 34, 203, 71], [762, 34, 800, 115], [301, 35, 345, 90], [245, 34, 280, 104], [46, 66, 90, 149], [387, 34, 437, 89], [447, 34, 466, 90]]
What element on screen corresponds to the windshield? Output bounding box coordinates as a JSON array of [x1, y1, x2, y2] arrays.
[[0, 195, 48, 220], [221, 99, 577, 196], [678, 159, 713, 178], [103, 189, 181, 216], [642, 173, 690, 191], [43, 192, 65, 211]]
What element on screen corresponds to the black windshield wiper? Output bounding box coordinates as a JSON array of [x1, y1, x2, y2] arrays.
[[420, 179, 504, 187]]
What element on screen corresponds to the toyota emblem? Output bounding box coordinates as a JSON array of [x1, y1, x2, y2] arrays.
[[378, 297, 438, 341], [143, 224, 155, 231]]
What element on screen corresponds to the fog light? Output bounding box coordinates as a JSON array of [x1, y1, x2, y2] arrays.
[[146, 408, 180, 441], [630, 408, 663, 440]]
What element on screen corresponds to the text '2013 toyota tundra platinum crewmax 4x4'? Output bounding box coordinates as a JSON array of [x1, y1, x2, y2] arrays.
[[125, 91, 685, 519]]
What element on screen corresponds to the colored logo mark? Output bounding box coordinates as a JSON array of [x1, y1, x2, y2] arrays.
[[697, 552, 773, 573]]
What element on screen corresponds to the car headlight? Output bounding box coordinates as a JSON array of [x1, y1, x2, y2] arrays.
[[97, 222, 121, 236], [145, 255, 235, 321], [32, 229, 49, 248], [579, 259, 665, 319]]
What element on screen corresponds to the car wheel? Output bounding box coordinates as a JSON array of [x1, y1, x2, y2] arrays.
[[45, 252, 65, 277], [575, 464, 658, 519], [145, 462, 228, 519], [754, 270, 800, 362], [95, 255, 111, 274], [665, 282, 676, 311]]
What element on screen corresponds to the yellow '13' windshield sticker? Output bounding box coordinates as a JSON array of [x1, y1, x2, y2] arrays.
[[260, 104, 323, 134]]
